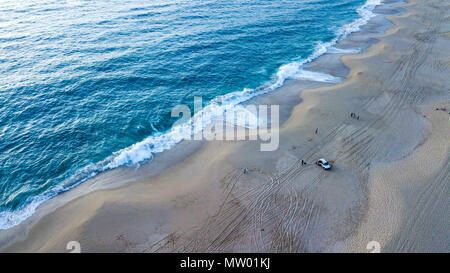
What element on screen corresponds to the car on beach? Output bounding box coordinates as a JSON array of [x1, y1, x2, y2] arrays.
[[316, 158, 332, 170]]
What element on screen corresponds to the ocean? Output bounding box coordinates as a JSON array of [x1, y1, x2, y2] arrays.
[[0, 0, 381, 229]]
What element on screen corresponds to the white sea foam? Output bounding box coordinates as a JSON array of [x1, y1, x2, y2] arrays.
[[328, 46, 361, 54], [293, 69, 341, 83], [0, 0, 383, 230]]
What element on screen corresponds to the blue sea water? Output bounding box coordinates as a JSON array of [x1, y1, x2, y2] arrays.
[[0, 0, 381, 229]]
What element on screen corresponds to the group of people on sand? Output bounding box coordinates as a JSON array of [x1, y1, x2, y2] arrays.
[[435, 107, 449, 114], [350, 112, 360, 119], [242, 112, 363, 175]]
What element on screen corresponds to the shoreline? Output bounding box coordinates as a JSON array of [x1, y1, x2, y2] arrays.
[[0, 0, 388, 232], [2, 0, 449, 252], [0, 0, 384, 232]]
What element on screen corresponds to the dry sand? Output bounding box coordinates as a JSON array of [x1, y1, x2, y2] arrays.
[[1, 0, 449, 252]]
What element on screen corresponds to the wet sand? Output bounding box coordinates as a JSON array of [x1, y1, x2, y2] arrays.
[[1, 0, 449, 252]]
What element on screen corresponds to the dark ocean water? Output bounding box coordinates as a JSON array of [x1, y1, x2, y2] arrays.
[[0, 0, 380, 229]]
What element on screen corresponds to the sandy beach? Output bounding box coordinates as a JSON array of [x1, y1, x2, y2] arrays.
[[1, 0, 449, 252]]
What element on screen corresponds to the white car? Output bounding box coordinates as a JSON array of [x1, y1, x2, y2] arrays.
[[316, 158, 332, 170]]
